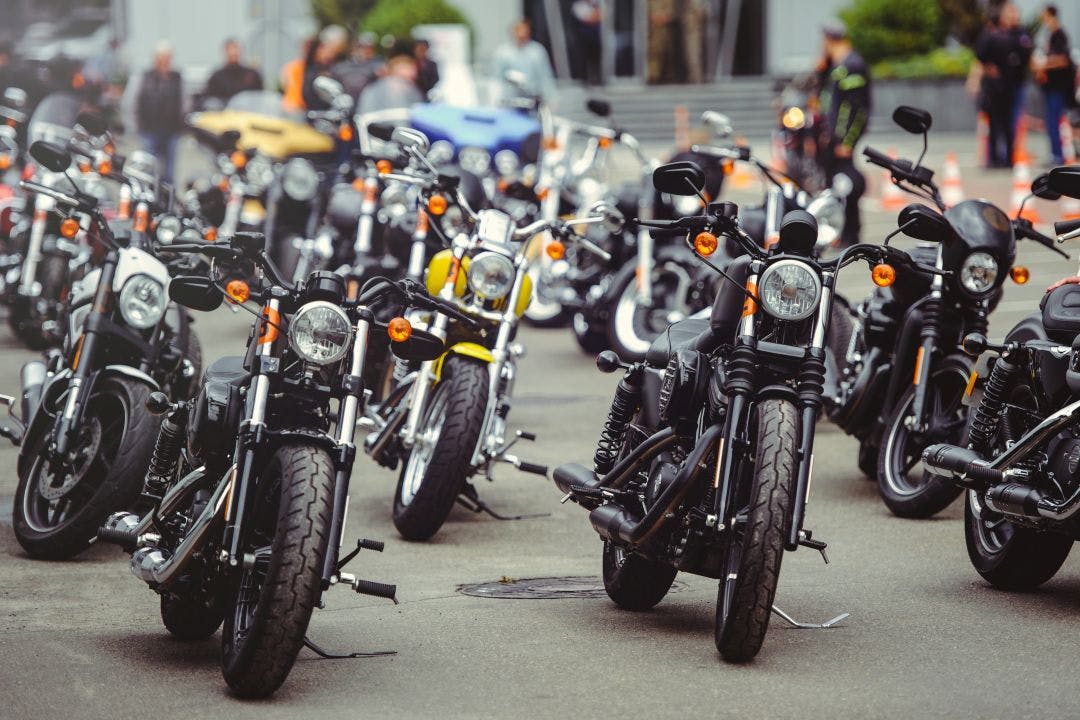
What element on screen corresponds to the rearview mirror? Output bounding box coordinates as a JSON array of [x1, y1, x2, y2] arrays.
[[76, 111, 107, 137], [220, 129, 242, 151], [898, 203, 951, 241], [1031, 173, 1062, 201], [29, 140, 72, 173], [652, 161, 706, 197], [367, 121, 395, 142], [586, 98, 611, 118], [313, 75, 345, 104], [892, 106, 932, 135], [702, 111, 733, 137], [1048, 166, 1080, 200], [3, 87, 26, 108], [168, 276, 223, 312], [391, 127, 429, 153]]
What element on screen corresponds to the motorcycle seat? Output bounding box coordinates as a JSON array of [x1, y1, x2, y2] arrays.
[[645, 318, 718, 367], [203, 355, 250, 386], [1040, 284, 1080, 344]]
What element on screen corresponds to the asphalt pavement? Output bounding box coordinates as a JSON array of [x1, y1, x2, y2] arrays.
[[2, 136, 1079, 719]]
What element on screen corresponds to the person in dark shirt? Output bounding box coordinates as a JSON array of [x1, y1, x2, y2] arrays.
[[135, 41, 184, 183], [413, 39, 440, 98], [303, 25, 348, 111], [334, 33, 384, 101], [975, 5, 1030, 168], [817, 22, 870, 247], [204, 38, 262, 106], [1034, 4, 1076, 165], [1002, 2, 1034, 139]]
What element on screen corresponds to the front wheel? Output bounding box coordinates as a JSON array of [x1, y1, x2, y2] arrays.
[[715, 398, 798, 663], [876, 356, 968, 518], [393, 356, 488, 541], [221, 443, 334, 698], [572, 311, 609, 355]]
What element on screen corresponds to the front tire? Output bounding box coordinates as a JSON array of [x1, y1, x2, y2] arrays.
[[572, 311, 609, 354], [715, 398, 797, 663], [393, 356, 488, 541], [221, 443, 334, 698]]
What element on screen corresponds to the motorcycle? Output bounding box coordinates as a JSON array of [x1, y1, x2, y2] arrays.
[[554, 160, 944, 661], [96, 231, 457, 697], [774, 74, 828, 193], [2, 139, 200, 559], [830, 106, 1065, 517], [922, 165, 1080, 591]]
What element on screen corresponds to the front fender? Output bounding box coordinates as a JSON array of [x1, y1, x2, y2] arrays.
[[433, 342, 493, 380]]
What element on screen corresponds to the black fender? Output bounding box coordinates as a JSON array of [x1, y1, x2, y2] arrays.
[[1004, 311, 1048, 344], [756, 383, 799, 404], [882, 299, 928, 418]]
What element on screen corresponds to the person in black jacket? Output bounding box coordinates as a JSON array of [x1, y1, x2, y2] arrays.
[[413, 39, 439, 98], [303, 24, 348, 111], [204, 38, 262, 106], [135, 41, 183, 183], [817, 22, 871, 247], [1034, 4, 1076, 165]]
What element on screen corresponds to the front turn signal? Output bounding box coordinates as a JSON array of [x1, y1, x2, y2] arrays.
[[338, 123, 354, 142], [388, 317, 412, 342], [694, 232, 718, 256], [546, 240, 566, 260], [427, 194, 448, 216], [871, 263, 896, 287], [376, 159, 392, 175], [60, 217, 80, 238], [230, 150, 247, 169], [1010, 266, 1030, 284], [204, 226, 218, 242], [226, 279, 250, 304]]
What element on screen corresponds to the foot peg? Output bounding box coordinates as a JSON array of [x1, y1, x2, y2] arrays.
[[797, 530, 830, 564], [514, 459, 549, 477], [771, 605, 850, 629], [336, 537, 385, 573], [353, 579, 398, 604]]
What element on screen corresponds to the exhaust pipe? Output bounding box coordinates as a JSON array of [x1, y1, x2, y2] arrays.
[[922, 444, 1003, 486]]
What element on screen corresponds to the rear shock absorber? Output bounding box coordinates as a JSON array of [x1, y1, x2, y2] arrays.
[[593, 364, 644, 475], [968, 355, 1019, 453], [142, 405, 189, 502]]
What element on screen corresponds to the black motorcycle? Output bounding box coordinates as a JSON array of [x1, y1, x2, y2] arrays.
[[922, 165, 1080, 591], [3, 140, 199, 559], [96, 232, 465, 697], [828, 106, 1066, 517], [554, 160, 942, 661]]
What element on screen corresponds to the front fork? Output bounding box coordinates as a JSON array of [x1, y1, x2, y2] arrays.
[[909, 247, 945, 432], [20, 195, 53, 296]]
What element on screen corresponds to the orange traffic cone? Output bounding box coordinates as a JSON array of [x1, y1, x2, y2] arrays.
[[1062, 195, 1080, 221], [673, 105, 690, 152], [1012, 113, 1029, 166], [1061, 117, 1076, 165], [941, 151, 965, 208], [878, 148, 907, 212], [1009, 155, 1039, 222], [977, 112, 990, 166]]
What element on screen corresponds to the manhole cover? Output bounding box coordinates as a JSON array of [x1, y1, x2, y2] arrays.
[[458, 575, 684, 599]]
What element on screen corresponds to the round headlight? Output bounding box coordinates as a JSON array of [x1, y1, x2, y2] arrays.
[[672, 194, 703, 216], [960, 251, 998, 295], [246, 153, 274, 189], [155, 214, 181, 245], [467, 251, 515, 299], [440, 205, 467, 236], [782, 106, 806, 130], [428, 140, 454, 166], [459, 146, 491, 175], [288, 301, 353, 365], [119, 274, 166, 329], [805, 192, 845, 248], [281, 158, 318, 201], [494, 149, 519, 177], [758, 259, 821, 321]]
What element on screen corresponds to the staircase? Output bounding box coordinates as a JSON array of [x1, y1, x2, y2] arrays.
[[555, 78, 779, 147]]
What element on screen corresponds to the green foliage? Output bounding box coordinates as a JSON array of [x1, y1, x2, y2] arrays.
[[840, 0, 945, 65], [871, 47, 975, 80], [310, 0, 378, 29], [360, 0, 472, 43], [938, 0, 985, 47]]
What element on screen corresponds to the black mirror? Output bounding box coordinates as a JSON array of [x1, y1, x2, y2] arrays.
[[76, 111, 107, 136], [368, 121, 395, 142], [168, 276, 223, 312], [586, 98, 611, 118], [898, 203, 951, 241], [29, 140, 72, 173], [892, 106, 932, 135], [1048, 166, 1080, 200], [389, 327, 445, 361], [1031, 173, 1062, 201], [652, 161, 706, 197], [220, 129, 242, 151], [778, 209, 818, 254]]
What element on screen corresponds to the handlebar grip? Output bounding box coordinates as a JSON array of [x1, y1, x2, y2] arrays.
[[516, 461, 549, 477], [862, 146, 893, 169], [1055, 218, 1080, 236]]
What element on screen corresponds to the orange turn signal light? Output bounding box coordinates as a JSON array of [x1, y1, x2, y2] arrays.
[[225, 279, 250, 304], [338, 123, 354, 142], [387, 317, 412, 342], [1010, 265, 1030, 284], [543, 136, 559, 151], [230, 150, 247, 169], [97, 160, 112, 175], [376, 159, 392, 175], [60, 217, 79, 238], [204, 226, 218, 242], [871, 263, 897, 287], [546, 240, 566, 260], [694, 232, 718, 256], [0, 154, 10, 171], [536, 187, 550, 201], [427, 194, 448, 216], [598, 136, 612, 150], [78, 161, 91, 174]]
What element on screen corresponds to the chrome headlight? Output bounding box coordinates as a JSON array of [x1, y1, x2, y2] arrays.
[[494, 149, 519, 177], [288, 301, 353, 365], [959, 251, 998, 295], [758, 259, 821, 321], [458, 146, 491, 175], [380, 183, 410, 221], [281, 158, 318, 201], [806, 192, 845, 247], [672, 194, 703, 216], [440, 205, 468, 236], [154, 214, 181, 245], [782, 106, 806, 130], [246, 153, 274, 189], [467, 251, 515, 299], [428, 140, 454, 166], [118, 274, 167, 329]]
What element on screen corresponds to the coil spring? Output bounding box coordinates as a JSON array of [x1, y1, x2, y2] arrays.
[[968, 356, 1018, 452], [143, 414, 186, 497], [593, 373, 643, 475]]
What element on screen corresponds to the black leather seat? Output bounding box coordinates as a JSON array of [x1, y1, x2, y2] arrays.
[[204, 355, 250, 386], [1041, 284, 1080, 344], [645, 318, 717, 366]]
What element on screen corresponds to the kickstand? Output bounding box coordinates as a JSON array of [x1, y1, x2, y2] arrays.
[[303, 636, 397, 660], [456, 484, 550, 521], [771, 606, 850, 629]]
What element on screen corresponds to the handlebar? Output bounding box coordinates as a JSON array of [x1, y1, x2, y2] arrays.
[[862, 145, 937, 191], [1055, 218, 1080, 238], [1014, 218, 1071, 257], [690, 144, 752, 162]]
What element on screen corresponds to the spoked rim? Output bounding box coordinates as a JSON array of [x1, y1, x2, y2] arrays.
[[612, 263, 694, 355], [21, 394, 126, 534], [968, 489, 1015, 554], [229, 472, 280, 652], [399, 383, 450, 507], [882, 366, 969, 497]]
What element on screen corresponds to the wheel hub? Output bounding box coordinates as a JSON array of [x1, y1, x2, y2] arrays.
[[38, 417, 102, 501]]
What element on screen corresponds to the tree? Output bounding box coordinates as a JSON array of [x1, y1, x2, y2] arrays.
[[360, 0, 471, 43], [310, 0, 377, 30], [939, 0, 986, 47], [840, 0, 945, 65]]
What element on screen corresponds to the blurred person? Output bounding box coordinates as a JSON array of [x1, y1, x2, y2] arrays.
[[492, 19, 556, 102], [0, 41, 19, 95], [135, 41, 183, 182], [571, 0, 602, 86], [281, 37, 312, 111], [647, 0, 677, 84], [413, 39, 439, 98], [334, 33, 384, 100], [204, 38, 262, 106], [975, 8, 1017, 167], [817, 22, 870, 247], [303, 24, 348, 110], [682, 0, 709, 84], [356, 51, 423, 116], [1001, 2, 1034, 139], [82, 37, 128, 130], [1033, 4, 1076, 165]]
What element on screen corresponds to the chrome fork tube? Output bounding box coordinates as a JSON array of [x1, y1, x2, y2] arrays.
[[739, 272, 759, 337], [636, 226, 654, 304], [337, 318, 370, 445], [248, 299, 279, 429], [21, 196, 53, 294], [407, 210, 430, 280]]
